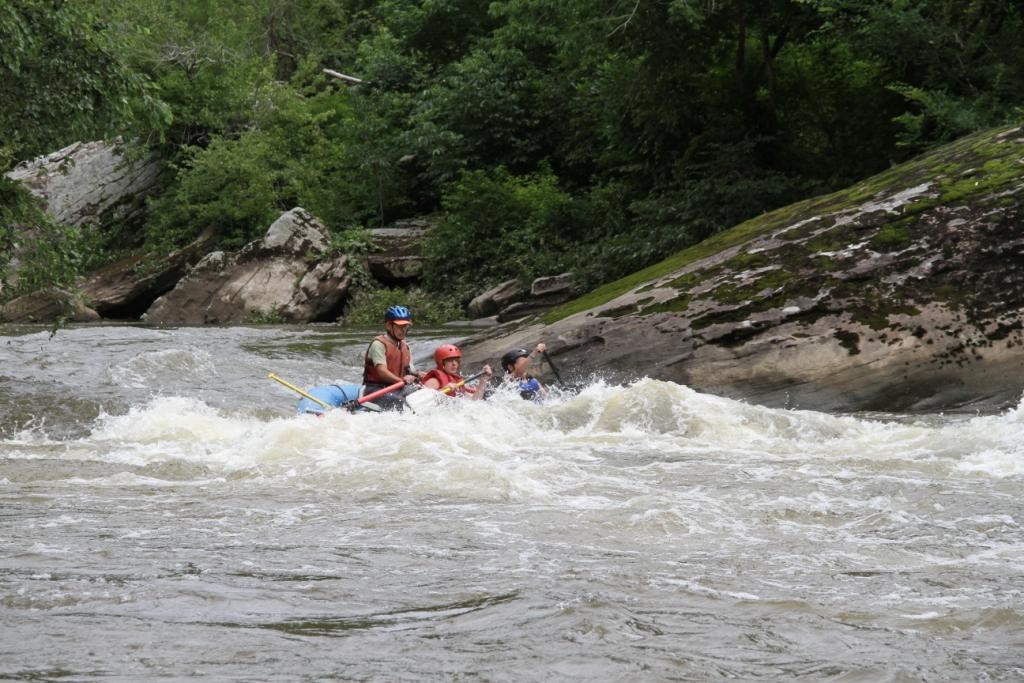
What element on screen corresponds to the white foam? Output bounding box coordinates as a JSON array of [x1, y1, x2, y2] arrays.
[[5, 379, 1024, 506]]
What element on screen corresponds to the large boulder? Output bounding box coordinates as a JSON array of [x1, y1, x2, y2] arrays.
[[79, 228, 216, 319], [459, 125, 1024, 412], [467, 279, 526, 319], [468, 274, 576, 321], [143, 208, 350, 325], [3, 140, 164, 298], [0, 287, 100, 323], [495, 273, 576, 322], [5, 139, 162, 230]]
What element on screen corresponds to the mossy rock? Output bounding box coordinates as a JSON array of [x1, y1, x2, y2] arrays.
[[462, 125, 1024, 412]]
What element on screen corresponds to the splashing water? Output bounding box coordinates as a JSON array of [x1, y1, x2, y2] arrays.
[[1, 325, 1021, 681]]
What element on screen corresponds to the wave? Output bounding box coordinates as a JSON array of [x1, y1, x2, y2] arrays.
[[3, 380, 1022, 493]]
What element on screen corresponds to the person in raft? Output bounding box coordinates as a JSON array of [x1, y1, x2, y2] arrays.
[[500, 343, 548, 400], [362, 304, 424, 410], [421, 344, 492, 400]]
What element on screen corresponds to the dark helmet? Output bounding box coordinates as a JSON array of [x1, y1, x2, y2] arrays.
[[501, 348, 529, 372], [384, 305, 413, 323]]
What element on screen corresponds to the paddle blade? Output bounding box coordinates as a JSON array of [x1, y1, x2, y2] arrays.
[[403, 387, 446, 413]]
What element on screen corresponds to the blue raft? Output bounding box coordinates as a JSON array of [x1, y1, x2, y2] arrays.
[[296, 383, 363, 414]]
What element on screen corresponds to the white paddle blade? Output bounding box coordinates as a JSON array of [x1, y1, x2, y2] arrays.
[[403, 387, 446, 413]]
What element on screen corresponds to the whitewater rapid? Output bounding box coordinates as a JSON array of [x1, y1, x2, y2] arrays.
[[1, 324, 1021, 681]]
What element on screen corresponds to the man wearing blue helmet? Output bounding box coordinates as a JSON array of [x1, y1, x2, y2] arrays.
[[362, 305, 423, 410]]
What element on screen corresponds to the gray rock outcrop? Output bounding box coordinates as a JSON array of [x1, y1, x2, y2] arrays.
[[2, 139, 164, 300], [459, 125, 1024, 412], [367, 218, 429, 285], [0, 287, 100, 323], [467, 279, 526, 318], [5, 139, 162, 230], [144, 208, 350, 325], [79, 229, 217, 319], [496, 272, 576, 322], [467, 273, 576, 321]]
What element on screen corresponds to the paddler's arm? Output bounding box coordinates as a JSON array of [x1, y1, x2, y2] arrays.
[[527, 343, 547, 395], [406, 360, 426, 383], [470, 364, 493, 401]]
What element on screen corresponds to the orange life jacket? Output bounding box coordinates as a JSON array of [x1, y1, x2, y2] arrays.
[[363, 334, 411, 385], [422, 368, 471, 396]]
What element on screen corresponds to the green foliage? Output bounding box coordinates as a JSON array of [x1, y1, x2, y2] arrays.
[[407, 46, 544, 183], [819, 1, 1024, 156], [326, 224, 376, 290], [5, 0, 1024, 319], [890, 85, 1003, 150], [343, 286, 463, 325], [145, 132, 280, 250], [0, 179, 82, 300], [0, 0, 168, 166], [423, 166, 581, 303], [90, 0, 273, 149], [144, 83, 381, 250], [376, 0, 494, 63], [245, 308, 287, 325]]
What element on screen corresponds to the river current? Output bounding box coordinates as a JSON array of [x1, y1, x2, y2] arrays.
[[1, 324, 1022, 681]]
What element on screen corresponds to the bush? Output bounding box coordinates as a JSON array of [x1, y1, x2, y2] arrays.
[[143, 83, 387, 252], [422, 166, 582, 302], [0, 180, 82, 300], [343, 286, 463, 326]]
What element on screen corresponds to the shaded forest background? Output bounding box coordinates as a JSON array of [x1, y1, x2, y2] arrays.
[[2, 0, 1022, 311]]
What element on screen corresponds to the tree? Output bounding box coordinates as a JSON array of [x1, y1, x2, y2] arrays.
[[0, 1, 168, 297], [0, 0, 167, 168]]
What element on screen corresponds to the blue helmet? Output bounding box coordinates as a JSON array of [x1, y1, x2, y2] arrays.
[[384, 305, 413, 323]]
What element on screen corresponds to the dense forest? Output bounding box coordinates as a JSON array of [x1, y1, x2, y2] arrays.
[[2, 0, 1022, 312]]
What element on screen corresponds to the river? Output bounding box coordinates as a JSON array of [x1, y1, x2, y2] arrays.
[[1, 324, 1022, 681]]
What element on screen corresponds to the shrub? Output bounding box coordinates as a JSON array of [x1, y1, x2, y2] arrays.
[[143, 83, 385, 252], [343, 286, 463, 326], [422, 165, 581, 303], [0, 180, 82, 300]]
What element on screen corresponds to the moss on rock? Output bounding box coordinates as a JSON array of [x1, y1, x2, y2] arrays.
[[545, 124, 1024, 336]]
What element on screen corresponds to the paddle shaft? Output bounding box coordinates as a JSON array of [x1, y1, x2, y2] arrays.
[[438, 370, 488, 395], [268, 373, 331, 410], [358, 380, 407, 404], [542, 351, 563, 384], [270, 373, 404, 410]]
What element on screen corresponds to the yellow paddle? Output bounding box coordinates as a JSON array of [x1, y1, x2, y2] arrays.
[[269, 373, 407, 412], [438, 369, 489, 395], [268, 373, 331, 411]]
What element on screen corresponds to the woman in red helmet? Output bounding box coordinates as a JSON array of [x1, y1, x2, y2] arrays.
[[421, 344, 492, 400]]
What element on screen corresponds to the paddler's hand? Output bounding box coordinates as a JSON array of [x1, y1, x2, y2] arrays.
[[402, 373, 417, 385], [482, 364, 493, 377], [534, 343, 546, 355]]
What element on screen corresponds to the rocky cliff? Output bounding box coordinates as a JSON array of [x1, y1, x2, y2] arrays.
[[460, 125, 1024, 412]]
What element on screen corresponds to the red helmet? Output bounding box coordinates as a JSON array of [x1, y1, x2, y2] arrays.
[[434, 344, 462, 366]]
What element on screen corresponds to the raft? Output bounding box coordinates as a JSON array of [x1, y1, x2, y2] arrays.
[[295, 383, 362, 414]]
